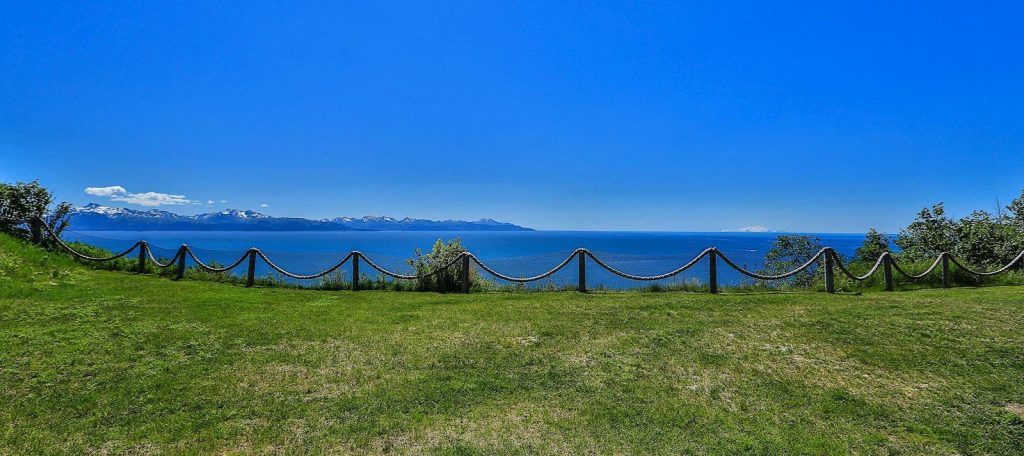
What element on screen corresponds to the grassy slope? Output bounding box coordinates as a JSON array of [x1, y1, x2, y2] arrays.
[[2, 235, 1024, 455]]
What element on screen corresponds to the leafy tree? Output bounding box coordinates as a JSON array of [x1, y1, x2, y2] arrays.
[[0, 180, 72, 244], [762, 235, 824, 288], [42, 202, 73, 247], [954, 210, 1019, 267], [1007, 190, 1024, 251], [893, 194, 1024, 269], [407, 238, 476, 292], [895, 203, 957, 261], [1009, 190, 1024, 228], [855, 228, 890, 263]]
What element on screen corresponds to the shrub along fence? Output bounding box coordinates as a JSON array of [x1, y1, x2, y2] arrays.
[[34, 219, 1024, 293]]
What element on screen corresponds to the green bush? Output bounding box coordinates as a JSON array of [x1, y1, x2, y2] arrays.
[[0, 180, 72, 244], [896, 203, 958, 261], [896, 192, 1024, 268], [855, 228, 891, 263], [955, 210, 1021, 267], [407, 238, 477, 292], [760, 235, 824, 288]]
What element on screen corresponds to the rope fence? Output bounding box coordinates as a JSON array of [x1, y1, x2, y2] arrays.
[[35, 220, 1024, 293]]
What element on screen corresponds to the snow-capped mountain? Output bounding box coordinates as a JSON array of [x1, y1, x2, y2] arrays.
[[323, 215, 530, 231], [69, 204, 533, 231], [195, 209, 272, 220], [73, 203, 184, 219], [69, 204, 305, 231], [326, 215, 398, 224]]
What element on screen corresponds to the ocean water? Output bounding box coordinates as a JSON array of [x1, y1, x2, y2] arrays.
[[64, 230, 870, 289]]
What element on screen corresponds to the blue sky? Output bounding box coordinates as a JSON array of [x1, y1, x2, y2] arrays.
[[2, 1, 1022, 232]]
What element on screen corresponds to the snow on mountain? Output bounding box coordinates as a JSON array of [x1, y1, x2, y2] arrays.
[[196, 209, 271, 220], [324, 214, 531, 231], [75, 204, 271, 221], [723, 226, 773, 233], [75, 203, 182, 219], [70, 204, 532, 231]]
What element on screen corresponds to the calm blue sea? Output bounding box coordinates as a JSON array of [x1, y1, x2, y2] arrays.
[[64, 230, 870, 289]]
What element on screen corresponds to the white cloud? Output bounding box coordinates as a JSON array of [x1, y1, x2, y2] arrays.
[[207, 200, 215, 205], [84, 185, 196, 207], [259, 203, 269, 208], [111, 192, 195, 207], [84, 185, 128, 197], [220, 200, 228, 203]]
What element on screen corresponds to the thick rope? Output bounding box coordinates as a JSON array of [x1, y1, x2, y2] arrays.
[[890, 254, 944, 279], [831, 251, 887, 281], [468, 250, 578, 283], [716, 248, 829, 280], [146, 246, 183, 268], [358, 251, 465, 280], [185, 247, 250, 273], [35, 218, 1024, 287], [256, 250, 353, 280], [585, 248, 713, 281], [947, 251, 1024, 276], [356, 253, 418, 280], [37, 220, 142, 261]]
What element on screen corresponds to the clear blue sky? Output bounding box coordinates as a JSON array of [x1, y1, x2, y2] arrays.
[[2, 1, 1022, 232]]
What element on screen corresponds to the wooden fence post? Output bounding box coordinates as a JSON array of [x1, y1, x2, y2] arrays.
[[352, 252, 360, 291], [460, 253, 470, 294], [824, 249, 835, 293], [942, 253, 950, 289], [137, 242, 147, 273], [246, 249, 257, 287], [883, 253, 894, 292], [708, 249, 718, 294], [176, 245, 187, 280], [577, 250, 587, 293]]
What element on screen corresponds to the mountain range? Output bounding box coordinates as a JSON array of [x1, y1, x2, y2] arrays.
[[69, 204, 533, 231]]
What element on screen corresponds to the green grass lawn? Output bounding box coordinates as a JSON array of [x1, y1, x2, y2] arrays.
[[3, 235, 1024, 454]]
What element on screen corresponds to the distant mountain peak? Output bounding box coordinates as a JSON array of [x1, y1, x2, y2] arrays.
[[323, 214, 532, 231], [212, 209, 270, 219], [723, 225, 773, 233], [69, 204, 532, 232], [75, 203, 178, 218]]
